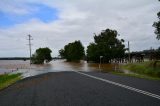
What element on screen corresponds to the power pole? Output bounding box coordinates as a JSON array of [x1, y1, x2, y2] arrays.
[[128, 41, 131, 63], [27, 34, 33, 65]]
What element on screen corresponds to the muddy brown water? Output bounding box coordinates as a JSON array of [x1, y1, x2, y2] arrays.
[[0, 60, 118, 78]]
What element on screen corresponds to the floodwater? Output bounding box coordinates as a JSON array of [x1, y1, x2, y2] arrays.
[[0, 60, 117, 78]]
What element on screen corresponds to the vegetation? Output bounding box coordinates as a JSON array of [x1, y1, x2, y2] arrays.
[[31, 47, 52, 64], [122, 61, 160, 78], [153, 0, 160, 40], [153, 0, 160, 68], [59, 40, 85, 62], [59, 49, 65, 59], [87, 29, 126, 63], [0, 73, 21, 90], [111, 71, 160, 81]]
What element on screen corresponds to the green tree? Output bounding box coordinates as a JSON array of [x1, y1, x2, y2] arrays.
[[87, 29, 126, 63], [87, 43, 99, 62], [31, 47, 52, 64], [153, 0, 160, 40], [59, 40, 85, 62], [59, 49, 65, 58], [152, 0, 160, 68]]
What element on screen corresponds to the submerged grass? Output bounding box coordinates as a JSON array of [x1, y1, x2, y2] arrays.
[[0, 73, 21, 90]]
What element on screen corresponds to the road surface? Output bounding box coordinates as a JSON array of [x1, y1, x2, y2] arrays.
[[0, 71, 160, 106]]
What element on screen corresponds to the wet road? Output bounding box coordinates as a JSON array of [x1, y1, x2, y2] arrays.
[[0, 71, 160, 106]]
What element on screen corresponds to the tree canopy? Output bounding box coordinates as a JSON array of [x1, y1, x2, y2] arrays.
[[153, 0, 160, 40], [31, 47, 52, 64], [87, 29, 126, 63], [59, 40, 85, 62]]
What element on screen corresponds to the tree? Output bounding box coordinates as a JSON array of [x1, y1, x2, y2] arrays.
[[31, 47, 52, 64], [152, 1, 160, 68], [153, 0, 160, 40], [87, 29, 126, 63], [87, 43, 99, 62], [59, 40, 85, 62], [59, 49, 65, 58]]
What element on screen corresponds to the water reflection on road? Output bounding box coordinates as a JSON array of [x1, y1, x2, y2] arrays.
[[16, 60, 102, 78]]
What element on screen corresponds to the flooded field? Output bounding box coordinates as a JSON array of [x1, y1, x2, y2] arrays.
[[0, 60, 118, 78]]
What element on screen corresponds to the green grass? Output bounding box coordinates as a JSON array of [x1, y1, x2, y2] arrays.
[[111, 71, 160, 81], [0, 73, 21, 90], [121, 61, 160, 79]]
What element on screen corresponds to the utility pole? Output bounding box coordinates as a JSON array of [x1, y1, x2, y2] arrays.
[[128, 41, 131, 63], [27, 34, 33, 65]]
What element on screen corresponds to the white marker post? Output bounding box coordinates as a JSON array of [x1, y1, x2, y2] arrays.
[[99, 56, 103, 72]]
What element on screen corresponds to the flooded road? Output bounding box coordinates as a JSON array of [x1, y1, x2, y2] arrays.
[[0, 60, 117, 78], [18, 60, 102, 78]]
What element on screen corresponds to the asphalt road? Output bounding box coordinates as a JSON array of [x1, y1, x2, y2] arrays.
[[0, 71, 160, 106]]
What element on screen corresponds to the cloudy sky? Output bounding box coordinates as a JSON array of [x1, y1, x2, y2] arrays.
[[0, 0, 160, 57]]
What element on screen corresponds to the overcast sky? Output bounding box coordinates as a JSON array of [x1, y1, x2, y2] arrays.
[[0, 0, 160, 57]]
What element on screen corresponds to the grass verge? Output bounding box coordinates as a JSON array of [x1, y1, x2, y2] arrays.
[[119, 61, 160, 80], [122, 61, 160, 77], [111, 71, 160, 81], [0, 73, 21, 90]]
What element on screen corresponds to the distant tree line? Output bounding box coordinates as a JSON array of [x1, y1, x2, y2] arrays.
[[0, 57, 29, 60]]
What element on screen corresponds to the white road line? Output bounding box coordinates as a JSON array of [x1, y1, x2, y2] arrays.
[[74, 71, 160, 100]]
